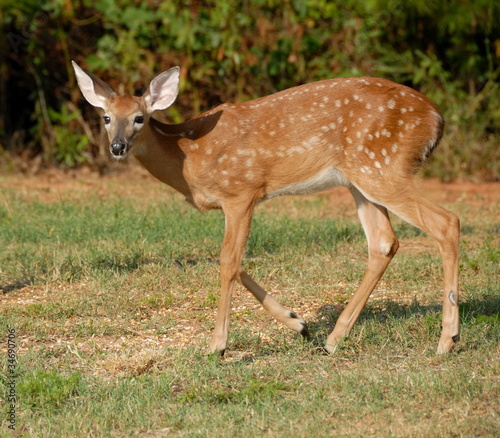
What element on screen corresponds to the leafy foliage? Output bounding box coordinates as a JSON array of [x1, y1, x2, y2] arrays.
[[1, 0, 499, 179]]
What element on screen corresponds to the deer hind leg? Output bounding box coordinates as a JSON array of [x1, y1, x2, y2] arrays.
[[353, 184, 460, 354], [325, 187, 399, 353]]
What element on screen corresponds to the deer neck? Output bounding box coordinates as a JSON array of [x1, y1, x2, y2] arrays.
[[131, 117, 192, 199]]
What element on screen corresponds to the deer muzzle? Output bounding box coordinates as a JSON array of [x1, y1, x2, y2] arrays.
[[110, 141, 128, 158]]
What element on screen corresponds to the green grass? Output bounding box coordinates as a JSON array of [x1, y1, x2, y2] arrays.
[[0, 174, 499, 437]]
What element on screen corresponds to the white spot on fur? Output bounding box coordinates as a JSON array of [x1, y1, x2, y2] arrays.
[[387, 99, 396, 109], [237, 149, 252, 156], [448, 291, 457, 306]]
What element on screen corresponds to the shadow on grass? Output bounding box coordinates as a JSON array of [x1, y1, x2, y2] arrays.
[[1, 278, 33, 295], [89, 255, 151, 273], [303, 294, 500, 347], [172, 258, 219, 271]]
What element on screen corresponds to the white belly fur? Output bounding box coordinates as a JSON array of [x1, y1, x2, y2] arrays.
[[265, 167, 350, 199]]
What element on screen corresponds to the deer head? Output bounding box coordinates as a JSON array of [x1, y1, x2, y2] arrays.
[[72, 61, 180, 159]]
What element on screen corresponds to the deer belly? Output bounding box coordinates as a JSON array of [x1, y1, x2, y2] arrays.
[[265, 167, 350, 199]]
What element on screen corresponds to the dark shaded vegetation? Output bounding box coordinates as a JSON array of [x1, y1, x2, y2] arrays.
[[1, 0, 499, 179]]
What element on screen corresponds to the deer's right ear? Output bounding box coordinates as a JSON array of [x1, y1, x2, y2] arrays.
[[71, 61, 115, 110]]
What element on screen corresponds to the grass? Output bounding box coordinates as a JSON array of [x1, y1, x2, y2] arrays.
[[0, 171, 499, 437]]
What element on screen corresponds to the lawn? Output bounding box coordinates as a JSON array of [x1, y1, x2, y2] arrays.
[[1, 168, 499, 437]]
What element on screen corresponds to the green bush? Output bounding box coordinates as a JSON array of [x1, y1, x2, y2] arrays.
[[1, 0, 499, 179]]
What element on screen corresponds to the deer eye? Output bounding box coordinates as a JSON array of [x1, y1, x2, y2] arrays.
[[134, 115, 144, 124], [103, 116, 111, 124]]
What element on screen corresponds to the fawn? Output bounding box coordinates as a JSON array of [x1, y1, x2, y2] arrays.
[[72, 61, 459, 355]]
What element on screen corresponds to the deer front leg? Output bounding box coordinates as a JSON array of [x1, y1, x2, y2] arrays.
[[209, 202, 254, 355], [239, 271, 310, 337]]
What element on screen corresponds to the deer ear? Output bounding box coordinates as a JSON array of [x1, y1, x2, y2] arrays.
[[143, 67, 180, 112], [72, 60, 116, 109]]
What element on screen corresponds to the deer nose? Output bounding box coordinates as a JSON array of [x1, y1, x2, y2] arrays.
[[110, 142, 127, 157]]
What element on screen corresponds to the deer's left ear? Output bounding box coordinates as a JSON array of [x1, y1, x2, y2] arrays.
[[143, 67, 180, 113]]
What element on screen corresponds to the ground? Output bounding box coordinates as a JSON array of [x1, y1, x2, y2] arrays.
[[1, 166, 499, 363]]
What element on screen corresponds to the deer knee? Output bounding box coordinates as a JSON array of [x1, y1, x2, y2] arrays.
[[377, 231, 399, 257]]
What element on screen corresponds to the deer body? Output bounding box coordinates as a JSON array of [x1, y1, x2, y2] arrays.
[[73, 61, 460, 355]]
